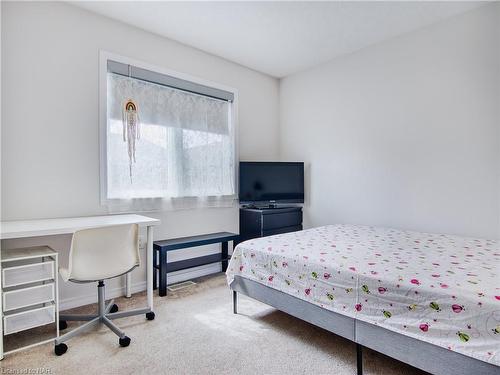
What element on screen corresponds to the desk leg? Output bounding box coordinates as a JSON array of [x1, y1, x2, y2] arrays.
[[147, 225, 154, 311], [221, 241, 229, 272], [125, 273, 132, 298]]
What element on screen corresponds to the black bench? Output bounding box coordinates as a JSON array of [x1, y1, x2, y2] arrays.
[[153, 232, 239, 296]]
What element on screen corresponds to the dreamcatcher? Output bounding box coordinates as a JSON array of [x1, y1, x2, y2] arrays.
[[122, 99, 140, 182]]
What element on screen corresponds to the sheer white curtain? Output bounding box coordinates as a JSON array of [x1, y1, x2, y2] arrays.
[[105, 73, 236, 210]]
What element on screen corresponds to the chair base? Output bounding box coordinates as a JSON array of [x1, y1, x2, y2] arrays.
[[55, 280, 146, 355]]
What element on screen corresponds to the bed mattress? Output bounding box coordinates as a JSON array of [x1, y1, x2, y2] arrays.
[[226, 224, 500, 366]]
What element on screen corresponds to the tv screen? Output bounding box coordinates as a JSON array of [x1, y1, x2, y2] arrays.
[[239, 162, 304, 204]]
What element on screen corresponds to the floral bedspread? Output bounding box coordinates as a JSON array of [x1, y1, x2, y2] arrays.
[[226, 224, 500, 366]]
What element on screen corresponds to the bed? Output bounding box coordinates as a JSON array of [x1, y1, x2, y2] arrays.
[[226, 224, 499, 375]]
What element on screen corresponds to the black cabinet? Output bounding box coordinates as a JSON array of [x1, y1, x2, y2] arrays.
[[239, 207, 303, 243]]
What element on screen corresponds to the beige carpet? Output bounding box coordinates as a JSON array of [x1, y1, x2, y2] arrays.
[[0, 275, 427, 375]]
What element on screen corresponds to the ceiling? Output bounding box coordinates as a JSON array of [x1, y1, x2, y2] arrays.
[[73, 1, 485, 78]]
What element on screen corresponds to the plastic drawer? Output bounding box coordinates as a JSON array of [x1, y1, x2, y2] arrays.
[[3, 305, 55, 335], [3, 283, 55, 312], [2, 261, 54, 288]]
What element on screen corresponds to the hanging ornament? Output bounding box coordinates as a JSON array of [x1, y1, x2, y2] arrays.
[[122, 99, 140, 182]]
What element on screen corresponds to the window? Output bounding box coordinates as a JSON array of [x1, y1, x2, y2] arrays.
[[100, 53, 237, 210]]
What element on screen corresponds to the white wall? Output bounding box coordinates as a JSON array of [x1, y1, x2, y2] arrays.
[[2, 2, 499, 310], [280, 4, 500, 239], [1, 2, 279, 308]]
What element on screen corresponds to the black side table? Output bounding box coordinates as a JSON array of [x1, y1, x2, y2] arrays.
[[153, 232, 239, 296]]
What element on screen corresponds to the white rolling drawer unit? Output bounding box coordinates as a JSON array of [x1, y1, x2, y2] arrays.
[[1, 246, 59, 355]]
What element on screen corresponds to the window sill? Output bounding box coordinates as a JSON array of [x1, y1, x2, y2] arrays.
[[102, 195, 238, 213]]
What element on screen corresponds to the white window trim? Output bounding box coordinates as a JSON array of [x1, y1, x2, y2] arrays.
[[98, 50, 239, 212]]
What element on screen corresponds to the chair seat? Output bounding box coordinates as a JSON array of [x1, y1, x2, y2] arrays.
[[59, 266, 137, 283]]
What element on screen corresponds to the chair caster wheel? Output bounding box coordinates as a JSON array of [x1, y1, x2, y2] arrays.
[[55, 343, 68, 356], [59, 320, 68, 330], [119, 336, 131, 347], [109, 304, 119, 313], [146, 311, 155, 320]]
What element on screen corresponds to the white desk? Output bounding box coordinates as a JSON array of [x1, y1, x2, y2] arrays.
[[0, 214, 160, 358], [1, 214, 159, 239]]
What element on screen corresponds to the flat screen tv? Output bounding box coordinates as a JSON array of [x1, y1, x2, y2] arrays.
[[239, 162, 304, 206]]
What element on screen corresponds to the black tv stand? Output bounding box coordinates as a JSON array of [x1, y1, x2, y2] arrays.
[[238, 206, 303, 245]]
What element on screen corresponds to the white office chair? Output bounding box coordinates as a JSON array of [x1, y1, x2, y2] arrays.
[[54, 224, 154, 356]]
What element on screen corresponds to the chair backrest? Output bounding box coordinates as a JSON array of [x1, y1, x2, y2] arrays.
[[65, 224, 140, 282]]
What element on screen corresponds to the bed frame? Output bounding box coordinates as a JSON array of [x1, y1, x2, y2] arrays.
[[230, 276, 498, 375]]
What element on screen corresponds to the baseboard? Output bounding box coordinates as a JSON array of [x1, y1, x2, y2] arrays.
[[59, 263, 221, 311]]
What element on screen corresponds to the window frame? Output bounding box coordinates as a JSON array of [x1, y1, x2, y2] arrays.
[[98, 50, 239, 211]]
